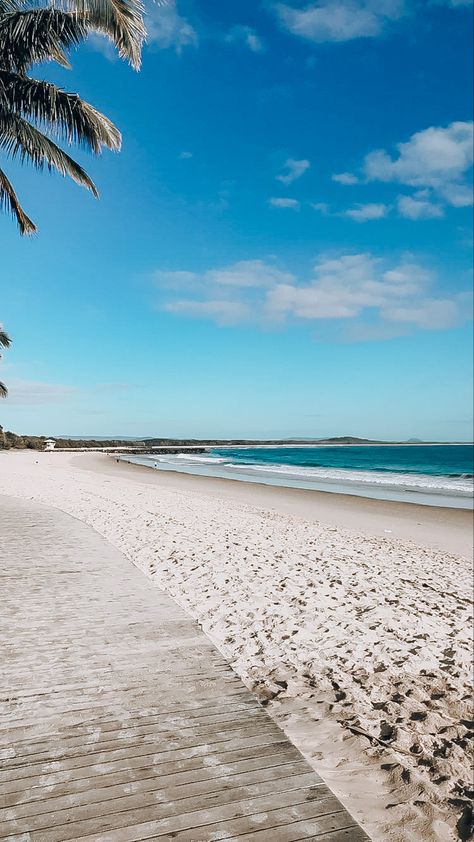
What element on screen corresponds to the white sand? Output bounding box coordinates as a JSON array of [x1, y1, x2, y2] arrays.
[[1, 450, 472, 842]]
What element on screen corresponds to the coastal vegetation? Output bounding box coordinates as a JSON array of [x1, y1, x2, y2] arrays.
[[0, 0, 146, 233], [0, 326, 11, 397], [0, 432, 448, 450], [0, 432, 144, 448]]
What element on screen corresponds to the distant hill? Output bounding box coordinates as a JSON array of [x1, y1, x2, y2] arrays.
[[4, 432, 469, 451], [301, 436, 383, 444]]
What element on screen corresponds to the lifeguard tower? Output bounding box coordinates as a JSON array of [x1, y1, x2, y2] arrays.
[[44, 439, 56, 451]]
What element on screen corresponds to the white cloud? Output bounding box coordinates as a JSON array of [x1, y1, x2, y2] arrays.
[[147, 0, 197, 53], [225, 25, 266, 52], [4, 379, 77, 406], [397, 194, 444, 219], [266, 254, 427, 320], [156, 253, 471, 336], [332, 171, 359, 184], [163, 299, 250, 326], [311, 201, 330, 213], [438, 182, 474, 207], [344, 202, 389, 221], [272, 0, 470, 43], [269, 197, 301, 209], [87, 32, 119, 61], [265, 254, 470, 331], [273, 0, 406, 43], [364, 121, 474, 203], [383, 293, 473, 329], [178, 151, 193, 159], [155, 259, 296, 290], [205, 260, 295, 287], [276, 158, 311, 184], [333, 122, 474, 219]]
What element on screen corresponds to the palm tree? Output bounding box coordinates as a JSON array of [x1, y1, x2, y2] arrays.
[[0, 0, 147, 233], [0, 327, 11, 397]]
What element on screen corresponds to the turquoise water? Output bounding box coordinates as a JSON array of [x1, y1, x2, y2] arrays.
[[212, 445, 473, 479], [127, 444, 474, 508]]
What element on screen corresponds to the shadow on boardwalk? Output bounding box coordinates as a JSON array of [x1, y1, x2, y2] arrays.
[[0, 495, 370, 842]]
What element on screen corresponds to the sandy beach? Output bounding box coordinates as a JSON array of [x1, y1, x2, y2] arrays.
[[0, 450, 472, 842]]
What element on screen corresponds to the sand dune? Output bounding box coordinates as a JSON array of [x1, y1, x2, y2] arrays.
[[0, 450, 472, 842]]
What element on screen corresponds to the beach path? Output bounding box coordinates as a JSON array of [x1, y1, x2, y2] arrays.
[[0, 495, 369, 842]]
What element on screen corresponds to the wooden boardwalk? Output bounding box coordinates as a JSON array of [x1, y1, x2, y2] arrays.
[[0, 495, 369, 842]]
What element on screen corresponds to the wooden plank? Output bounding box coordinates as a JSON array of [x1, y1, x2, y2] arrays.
[[2, 793, 342, 842], [153, 809, 360, 841], [2, 713, 274, 769], [0, 771, 321, 837], [0, 727, 285, 784], [1, 744, 301, 809], [0, 495, 369, 842], [0, 739, 293, 797], [1, 759, 310, 821]]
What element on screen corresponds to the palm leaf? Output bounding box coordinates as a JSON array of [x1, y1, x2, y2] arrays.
[[0, 71, 121, 152], [66, 0, 145, 69], [0, 328, 12, 348], [0, 8, 87, 72], [0, 0, 22, 14], [0, 111, 98, 195], [0, 381, 7, 398], [0, 165, 36, 233]]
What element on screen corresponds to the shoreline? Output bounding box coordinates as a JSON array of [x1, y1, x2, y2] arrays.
[[121, 453, 474, 511], [102, 453, 472, 556], [1, 450, 472, 842]]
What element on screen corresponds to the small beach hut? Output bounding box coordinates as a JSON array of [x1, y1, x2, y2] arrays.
[[44, 439, 56, 451]]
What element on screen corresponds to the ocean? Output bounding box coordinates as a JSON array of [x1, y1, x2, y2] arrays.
[[126, 444, 474, 508]]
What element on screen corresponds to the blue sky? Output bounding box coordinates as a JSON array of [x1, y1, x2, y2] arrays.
[[0, 0, 473, 439]]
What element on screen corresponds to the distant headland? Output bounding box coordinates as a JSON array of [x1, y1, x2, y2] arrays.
[[0, 431, 470, 451]]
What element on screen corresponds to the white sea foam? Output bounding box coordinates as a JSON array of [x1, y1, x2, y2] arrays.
[[223, 462, 473, 496], [174, 454, 228, 464], [129, 450, 473, 507]]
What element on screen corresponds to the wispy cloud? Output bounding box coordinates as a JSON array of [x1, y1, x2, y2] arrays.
[[225, 25, 266, 52], [397, 194, 444, 219], [4, 379, 78, 406], [311, 201, 330, 214], [276, 158, 311, 184], [155, 259, 295, 290], [178, 151, 193, 159], [269, 197, 301, 209], [86, 32, 119, 62], [147, 0, 198, 53], [163, 299, 250, 326], [311, 200, 388, 220], [155, 253, 472, 337], [272, 0, 470, 44], [332, 171, 360, 185], [273, 0, 406, 43], [344, 202, 389, 221]]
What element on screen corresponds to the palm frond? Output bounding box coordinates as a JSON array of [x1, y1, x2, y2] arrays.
[[0, 111, 98, 195], [0, 0, 21, 13], [0, 381, 7, 398], [0, 71, 121, 152], [0, 8, 87, 72], [0, 165, 36, 233], [0, 328, 13, 348], [66, 0, 145, 69]]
